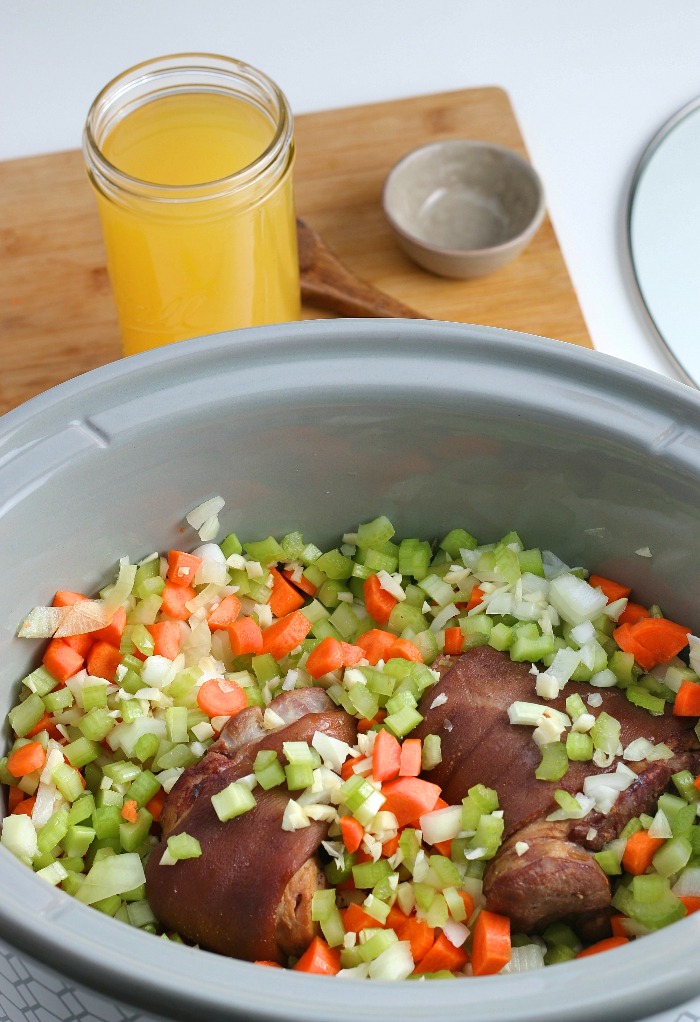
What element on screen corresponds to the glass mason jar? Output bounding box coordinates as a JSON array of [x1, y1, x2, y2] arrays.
[[83, 53, 300, 355]]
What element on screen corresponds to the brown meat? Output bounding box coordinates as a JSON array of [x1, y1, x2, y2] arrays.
[[146, 689, 357, 962], [414, 646, 700, 934]]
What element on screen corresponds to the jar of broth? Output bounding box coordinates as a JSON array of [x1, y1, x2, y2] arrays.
[[83, 54, 300, 355]]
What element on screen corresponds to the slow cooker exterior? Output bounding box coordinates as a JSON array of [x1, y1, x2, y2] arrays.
[[1, 319, 700, 1022]]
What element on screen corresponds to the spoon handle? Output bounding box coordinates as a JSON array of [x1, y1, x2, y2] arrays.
[[297, 218, 426, 320]]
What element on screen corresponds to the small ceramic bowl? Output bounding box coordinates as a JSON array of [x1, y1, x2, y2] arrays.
[[382, 139, 546, 278]]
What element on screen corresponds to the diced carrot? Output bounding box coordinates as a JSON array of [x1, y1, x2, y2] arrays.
[[340, 815, 365, 854], [355, 628, 396, 666], [357, 709, 386, 734], [372, 728, 401, 782], [92, 605, 127, 647], [42, 638, 84, 683], [387, 638, 423, 663], [443, 626, 464, 655], [680, 896, 700, 914], [363, 573, 398, 626], [628, 616, 690, 664], [146, 789, 166, 824], [340, 755, 369, 781], [86, 640, 122, 682], [613, 623, 657, 672], [340, 641, 365, 667], [161, 581, 196, 621], [282, 568, 317, 597], [413, 931, 468, 975], [62, 631, 95, 659], [121, 799, 138, 823], [306, 636, 345, 679], [255, 960, 283, 968], [207, 594, 242, 631], [293, 936, 341, 975], [618, 601, 652, 626], [342, 902, 378, 935], [610, 914, 630, 938], [470, 909, 511, 976], [146, 620, 181, 660], [7, 741, 46, 778], [576, 936, 630, 958], [458, 889, 475, 920], [381, 834, 400, 857], [393, 913, 435, 964], [166, 550, 202, 587], [433, 796, 450, 812], [261, 610, 312, 660], [380, 777, 442, 827], [52, 591, 88, 607], [399, 738, 422, 777], [228, 616, 264, 656], [25, 712, 62, 743], [621, 829, 666, 875], [466, 585, 485, 612], [268, 567, 306, 618], [432, 838, 453, 857], [588, 574, 632, 603], [7, 786, 25, 812], [197, 677, 247, 718], [673, 679, 700, 717], [11, 795, 36, 817]]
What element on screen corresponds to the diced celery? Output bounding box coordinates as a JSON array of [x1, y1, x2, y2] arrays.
[[119, 808, 153, 853], [543, 921, 579, 948], [92, 806, 123, 840], [130, 624, 155, 657], [518, 548, 544, 578], [329, 602, 359, 640], [254, 749, 286, 790], [353, 858, 393, 890], [495, 544, 521, 584], [362, 548, 399, 574], [626, 685, 666, 716], [468, 784, 499, 814], [316, 579, 345, 608], [590, 711, 621, 755], [384, 706, 423, 739], [9, 693, 46, 738], [63, 737, 100, 769], [347, 683, 379, 721], [510, 624, 555, 663], [653, 835, 692, 878], [425, 892, 449, 928], [62, 825, 96, 858], [566, 731, 593, 761], [356, 516, 396, 550], [388, 603, 428, 635], [535, 742, 569, 781], [429, 854, 463, 889], [440, 529, 478, 557], [399, 538, 432, 581], [133, 733, 160, 763], [43, 686, 75, 713], [470, 813, 505, 858], [242, 536, 284, 565], [22, 665, 60, 698], [418, 574, 455, 607], [311, 889, 345, 948], [399, 828, 420, 872], [251, 654, 280, 684], [315, 549, 354, 580], [165, 705, 189, 744], [594, 849, 622, 875], [103, 760, 141, 786], [544, 945, 577, 965], [422, 734, 442, 770], [78, 708, 115, 742], [285, 763, 314, 790], [672, 769, 700, 803], [166, 832, 202, 861], [125, 770, 161, 808], [671, 802, 697, 840], [358, 928, 398, 963], [409, 629, 440, 665], [658, 792, 687, 821], [67, 793, 95, 826], [488, 623, 512, 651], [211, 781, 256, 822], [37, 808, 70, 856], [52, 762, 85, 803]]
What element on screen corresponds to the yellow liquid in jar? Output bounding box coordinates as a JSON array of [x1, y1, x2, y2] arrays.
[[96, 92, 300, 354]]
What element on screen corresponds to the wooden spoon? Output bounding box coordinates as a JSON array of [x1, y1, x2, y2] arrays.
[[297, 217, 426, 319]]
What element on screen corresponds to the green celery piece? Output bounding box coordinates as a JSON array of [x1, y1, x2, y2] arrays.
[[439, 529, 478, 557], [535, 742, 568, 781], [242, 536, 284, 565], [355, 516, 396, 550]]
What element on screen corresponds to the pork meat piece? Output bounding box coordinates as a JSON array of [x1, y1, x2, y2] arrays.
[[414, 646, 700, 934], [146, 689, 357, 962]]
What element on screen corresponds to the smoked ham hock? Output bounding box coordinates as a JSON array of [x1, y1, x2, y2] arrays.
[[146, 689, 357, 963], [414, 646, 700, 935]]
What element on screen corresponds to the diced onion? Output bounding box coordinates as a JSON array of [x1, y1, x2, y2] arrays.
[[186, 497, 225, 532], [16, 606, 68, 638], [75, 853, 146, 905], [500, 944, 545, 973], [1, 814, 38, 860], [419, 804, 463, 845], [548, 573, 608, 625], [367, 940, 415, 981], [648, 808, 673, 839], [311, 731, 352, 773]]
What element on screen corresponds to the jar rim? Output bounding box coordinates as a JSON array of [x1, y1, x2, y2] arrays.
[[82, 52, 294, 203]]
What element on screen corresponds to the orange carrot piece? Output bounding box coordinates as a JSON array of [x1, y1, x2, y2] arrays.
[[52, 590, 88, 608], [610, 914, 630, 938], [166, 550, 202, 587], [627, 616, 690, 664], [443, 626, 464, 655], [381, 834, 400, 857], [680, 895, 700, 914], [306, 636, 345, 679], [355, 628, 396, 666], [93, 605, 127, 647], [207, 594, 242, 631], [255, 960, 283, 968], [380, 777, 442, 827], [466, 584, 485, 612], [293, 936, 341, 975], [576, 936, 630, 958], [86, 640, 122, 682], [432, 838, 453, 857], [458, 889, 475, 920], [618, 601, 652, 626], [588, 574, 632, 603], [621, 829, 666, 875], [413, 931, 468, 975], [673, 679, 700, 717], [7, 741, 46, 778], [7, 786, 25, 812], [357, 709, 387, 734], [470, 909, 511, 976], [261, 610, 312, 660], [372, 728, 402, 782], [393, 913, 435, 964], [268, 567, 306, 618], [363, 573, 398, 626], [387, 638, 423, 663], [146, 789, 166, 824], [282, 568, 317, 597], [146, 620, 181, 660], [340, 754, 369, 781], [342, 902, 378, 935], [228, 616, 264, 656], [340, 641, 365, 667], [197, 677, 247, 718], [42, 638, 84, 683], [62, 631, 95, 659], [11, 795, 36, 817], [340, 815, 365, 854], [161, 581, 196, 621], [399, 738, 422, 777], [613, 623, 657, 672], [121, 799, 138, 823]]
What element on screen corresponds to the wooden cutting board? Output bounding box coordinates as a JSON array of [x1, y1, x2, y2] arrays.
[[0, 87, 591, 417]]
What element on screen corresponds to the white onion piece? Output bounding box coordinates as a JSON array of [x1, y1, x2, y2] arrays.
[[367, 940, 415, 981], [548, 573, 608, 625], [648, 808, 673, 839], [186, 496, 225, 532], [500, 943, 546, 973], [672, 867, 700, 897], [1, 815, 38, 859], [16, 606, 68, 638], [420, 804, 463, 845]]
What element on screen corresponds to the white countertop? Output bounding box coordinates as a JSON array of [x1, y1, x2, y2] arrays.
[[3, 0, 700, 385], [1, 4, 700, 1019]]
